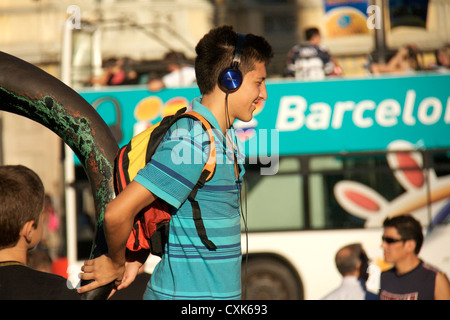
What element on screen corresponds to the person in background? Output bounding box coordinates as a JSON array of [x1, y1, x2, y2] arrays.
[[38, 194, 61, 260], [429, 44, 450, 71], [285, 27, 342, 80], [0, 165, 79, 300], [369, 44, 422, 74], [380, 214, 450, 300], [322, 243, 377, 300], [147, 51, 196, 91], [91, 57, 138, 86]]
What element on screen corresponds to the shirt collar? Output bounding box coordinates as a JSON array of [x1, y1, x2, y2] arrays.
[[342, 276, 361, 285]]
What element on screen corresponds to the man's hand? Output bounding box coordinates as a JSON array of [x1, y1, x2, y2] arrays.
[[117, 260, 143, 291], [77, 182, 156, 297], [77, 254, 125, 295]]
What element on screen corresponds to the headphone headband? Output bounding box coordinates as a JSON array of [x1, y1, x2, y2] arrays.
[[231, 33, 246, 69], [218, 33, 246, 93]]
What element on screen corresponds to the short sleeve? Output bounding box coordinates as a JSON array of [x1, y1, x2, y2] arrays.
[[133, 117, 209, 208]]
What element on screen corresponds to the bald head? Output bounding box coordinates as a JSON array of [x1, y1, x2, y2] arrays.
[[335, 243, 363, 277]]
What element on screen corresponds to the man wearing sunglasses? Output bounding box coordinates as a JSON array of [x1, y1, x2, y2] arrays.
[[380, 214, 450, 300]]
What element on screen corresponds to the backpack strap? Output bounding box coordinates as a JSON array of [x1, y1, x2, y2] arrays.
[[141, 108, 217, 250], [145, 107, 187, 163], [188, 170, 217, 250], [145, 108, 216, 182], [183, 111, 216, 182], [182, 110, 217, 250]]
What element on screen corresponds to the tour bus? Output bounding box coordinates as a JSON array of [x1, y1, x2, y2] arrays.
[[75, 72, 450, 299]]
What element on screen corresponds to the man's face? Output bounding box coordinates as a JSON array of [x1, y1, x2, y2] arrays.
[[382, 226, 409, 263], [228, 61, 267, 123]]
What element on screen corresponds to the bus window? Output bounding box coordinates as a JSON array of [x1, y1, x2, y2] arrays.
[[309, 170, 366, 229], [244, 157, 304, 231], [345, 154, 405, 202], [308, 153, 406, 229], [428, 150, 450, 227], [433, 150, 450, 177]]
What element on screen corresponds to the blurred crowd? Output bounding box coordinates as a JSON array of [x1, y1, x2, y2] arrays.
[[89, 51, 196, 89], [87, 27, 450, 89], [369, 43, 450, 75]]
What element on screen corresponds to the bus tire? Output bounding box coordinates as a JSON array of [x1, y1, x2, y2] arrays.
[[242, 257, 303, 300]]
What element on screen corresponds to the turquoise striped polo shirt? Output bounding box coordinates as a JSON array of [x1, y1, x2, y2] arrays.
[[134, 97, 245, 300]]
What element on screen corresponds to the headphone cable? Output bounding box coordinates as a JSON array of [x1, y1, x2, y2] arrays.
[[240, 177, 249, 300], [225, 91, 249, 300]]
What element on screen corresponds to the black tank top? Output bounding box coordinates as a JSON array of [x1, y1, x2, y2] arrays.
[[380, 260, 438, 300]]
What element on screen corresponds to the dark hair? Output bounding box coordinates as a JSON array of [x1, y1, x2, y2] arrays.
[[163, 51, 186, 65], [383, 215, 424, 255], [305, 27, 320, 41], [194, 25, 273, 95], [0, 165, 45, 249]]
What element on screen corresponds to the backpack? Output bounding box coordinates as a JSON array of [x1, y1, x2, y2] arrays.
[[113, 107, 217, 258]]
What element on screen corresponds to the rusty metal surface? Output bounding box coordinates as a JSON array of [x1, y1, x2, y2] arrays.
[[0, 51, 118, 300]]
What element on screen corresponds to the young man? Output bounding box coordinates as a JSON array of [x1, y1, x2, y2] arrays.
[[380, 214, 450, 300], [0, 165, 80, 300], [78, 25, 273, 299]]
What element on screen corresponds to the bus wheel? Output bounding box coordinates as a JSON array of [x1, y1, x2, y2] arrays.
[[242, 258, 303, 300]]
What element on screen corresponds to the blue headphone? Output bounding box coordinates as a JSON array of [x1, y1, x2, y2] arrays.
[[218, 33, 246, 93]]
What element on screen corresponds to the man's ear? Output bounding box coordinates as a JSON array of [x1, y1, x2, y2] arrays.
[[21, 220, 36, 244], [404, 239, 417, 254]]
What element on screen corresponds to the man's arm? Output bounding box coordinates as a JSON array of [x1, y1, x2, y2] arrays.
[[435, 272, 450, 300], [104, 181, 156, 265], [78, 181, 156, 294]]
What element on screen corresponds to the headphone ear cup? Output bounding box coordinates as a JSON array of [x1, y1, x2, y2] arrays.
[[218, 67, 243, 93]]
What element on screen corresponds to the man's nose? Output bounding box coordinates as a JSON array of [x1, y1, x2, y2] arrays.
[[260, 82, 268, 100]]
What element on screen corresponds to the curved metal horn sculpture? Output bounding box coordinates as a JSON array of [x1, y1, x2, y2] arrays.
[[0, 51, 118, 300]]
